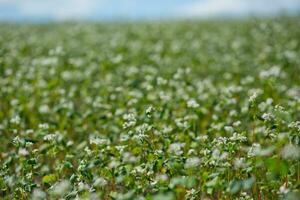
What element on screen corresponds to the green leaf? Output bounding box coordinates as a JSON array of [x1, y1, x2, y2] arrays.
[[42, 174, 57, 184], [242, 177, 255, 190], [227, 180, 241, 194], [205, 177, 218, 188], [153, 192, 175, 200], [169, 176, 197, 189]]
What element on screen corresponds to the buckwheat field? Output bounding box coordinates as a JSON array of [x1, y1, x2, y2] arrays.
[[0, 17, 300, 200]]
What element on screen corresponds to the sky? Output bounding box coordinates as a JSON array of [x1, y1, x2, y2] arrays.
[[0, 0, 299, 22]]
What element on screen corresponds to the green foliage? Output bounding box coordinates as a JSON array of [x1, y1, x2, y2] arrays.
[[0, 17, 300, 199], [42, 174, 57, 185]]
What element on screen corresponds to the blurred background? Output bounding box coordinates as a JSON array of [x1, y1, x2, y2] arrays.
[[0, 0, 300, 22]]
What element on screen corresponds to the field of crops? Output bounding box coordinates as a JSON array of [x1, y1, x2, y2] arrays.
[[0, 17, 300, 199]]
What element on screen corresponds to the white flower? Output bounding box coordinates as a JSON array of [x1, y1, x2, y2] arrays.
[[25, 129, 34, 135], [261, 113, 274, 121], [108, 160, 120, 169], [187, 99, 199, 108], [39, 123, 49, 130], [230, 132, 247, 142], [241, 76, 254, 84], [168, 143, 185, 156], [155, 174, 168, 182], [229, 110, 237, 117], [157, 77, 167, 85], [84, 147, 92, 155], [259, 66, 282, 79], [115, 145, 127, 153], [288, 121, 300, 131], [132, 165, 146, 175], [185, 157, 201, 168], [281, 144, 300, 160], [51, 180, 70, 196], [159, 91, 171, 102], [212, 149, 220, 159], [247, 143, 261, 157], [43, 134, 56, 141], [175, 118, 189, 129], [233, 121, 241, 127], [93, 177, 107, 187], [249, 92, 258, 103], [10, 115, 21, 125], [123, 152, 138, 163], [10, 99, 19, 106], [234, 157, 246, 169], [78, 181, 90, 191], [145, 106, 154, 117], [136, 123, 152, 134], [89, 137, 110, 146], [39, 105, 50, 113], [220, 152, 229, 160], [279, 184, 289, 194], [18, 148, 29, 156], [266, 98, 273, 105], [132, 133, 148, 141], [188, 149, 196, 155], [123, 113, 137, 128], [32, 189, 46, 200], [196, 135, 208, 142], [224, 126, 234, 133], [185, 188, 199, 200], [162, 126, 173, 134], [12, 136, 21, 146]]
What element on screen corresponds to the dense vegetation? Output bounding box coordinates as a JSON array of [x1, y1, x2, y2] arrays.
[[0, 17, 300, 199]]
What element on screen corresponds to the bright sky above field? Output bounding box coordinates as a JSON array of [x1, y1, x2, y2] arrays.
[[0, 0, 299, 21]]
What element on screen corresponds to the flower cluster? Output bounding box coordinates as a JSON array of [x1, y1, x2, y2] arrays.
[[0, 18, 300, 199]]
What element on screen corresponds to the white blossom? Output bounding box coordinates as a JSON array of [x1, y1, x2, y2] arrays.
[[185, 157, 201, 168], [187, 99, 199, 108], [168, 143, 185, 156], [10, 115, 21, 125]]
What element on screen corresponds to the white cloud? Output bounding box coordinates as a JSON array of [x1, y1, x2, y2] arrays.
[[2, 0, 107, 20], [1, 0, 299, 21], [178, 0, 300, 18]]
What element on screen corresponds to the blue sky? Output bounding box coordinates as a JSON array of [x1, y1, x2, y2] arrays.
[[0, 0, 300, 21]]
